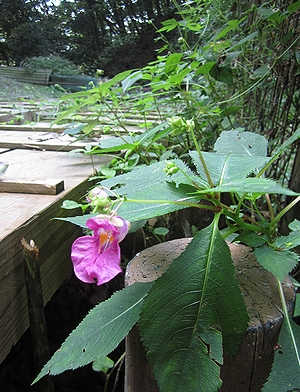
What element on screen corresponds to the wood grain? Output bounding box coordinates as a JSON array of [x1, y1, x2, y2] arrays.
[[0, 179, 64, 194], [0, 148, 111, 364]]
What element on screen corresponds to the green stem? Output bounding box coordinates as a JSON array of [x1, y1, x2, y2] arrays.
[[190, 122, 214, 188], [224, 208, 270, 238], [219, 35, 300, 105], [270, 196, 300, 228], [104, 352, 126, 392], [276, 277, 300, 366]]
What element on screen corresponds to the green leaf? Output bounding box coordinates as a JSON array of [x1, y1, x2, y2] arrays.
[[215, 19, 242, 40], [262, 127, 300, 174], [294, 293, 300, 318], [254, 246, 299, 282], [116, 182, 199, 222], [251, 64, 270, 79], [190, 151, 268, 185], [55, 214, 97, 228], [214, 130, 268, 157], [101, 159, 198, 198], [92, 356, 114, 373], [98, 136, 137, 152], [153, 227, 169, 236], [201, 177, 299, 196], [97, 122, 169, 153], [209, 65, 233, 85], [139, 220, 249, 391], [157, 18, 179, 32], [263, 316, 300, 391], [165, 53, 183, 75], [235, 232, 268, 247], [229, 32, 258, 50], [121, 70, 143, 92], [289, 219, 300, 232], [275, 231, 300, 250], [61, 200, 83, 210], [196, 61, 216, 75], [33, 282, 152, 384]]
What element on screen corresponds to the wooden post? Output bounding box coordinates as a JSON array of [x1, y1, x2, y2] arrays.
[[22, 238, 54, 392], [124, 239, 295, 392]]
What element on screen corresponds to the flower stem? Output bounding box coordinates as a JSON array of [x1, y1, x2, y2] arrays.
[[270, 196, 300, 228]]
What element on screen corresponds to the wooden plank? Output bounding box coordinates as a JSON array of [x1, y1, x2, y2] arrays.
[[0, 130, 99, 151], [0, 110, 37, 124], [0, 179, 64, 195], [0, 149, 111, 364], [0, 123, 66, 132], [0, 148, 9, 154]]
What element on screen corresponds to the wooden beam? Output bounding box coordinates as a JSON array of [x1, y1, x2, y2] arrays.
[[0, 179, 64, 195]]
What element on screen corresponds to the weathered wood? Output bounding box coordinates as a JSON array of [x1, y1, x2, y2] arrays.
[[0, 130, 99, 151], [124, 239, 295, 392], [22, 238, 54, 392], [0, 148, 112, 364], [0, 110, 37, 124], [0, 179, 64, 195]]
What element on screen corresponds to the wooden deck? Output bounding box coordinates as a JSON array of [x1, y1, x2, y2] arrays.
[[0, 103, 113, 364]]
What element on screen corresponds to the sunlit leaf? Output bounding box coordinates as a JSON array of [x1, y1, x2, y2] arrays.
[[214, 130, 268, 157], [190, 151, 268, 185]]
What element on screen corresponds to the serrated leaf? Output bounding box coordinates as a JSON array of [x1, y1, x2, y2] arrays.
[[139, 220, 249, 392], [235, 232, 268, 247], [263, 316, 300, 391], [214, 130, 267, 157], [289, 219, 300, 232], [275, 231, 300, 250], [254, 246, 299, 282], [190, 151, 267, 185], [115, 182, 199, 222], [101, 159, 201, 198], [33, 282, 152, 384], [199, 177, 299, 196]]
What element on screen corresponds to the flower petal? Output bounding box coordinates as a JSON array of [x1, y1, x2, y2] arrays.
[[71, 214, 130, 286]]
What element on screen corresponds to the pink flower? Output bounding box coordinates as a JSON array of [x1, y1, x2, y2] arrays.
[[71, 214, 130, 285]]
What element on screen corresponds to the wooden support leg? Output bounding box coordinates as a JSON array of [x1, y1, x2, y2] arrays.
[[124, 239, 295, 392], [22, 238, 54, 392]]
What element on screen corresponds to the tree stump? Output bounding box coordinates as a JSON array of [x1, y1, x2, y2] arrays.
[[124, 238, 295, 392]]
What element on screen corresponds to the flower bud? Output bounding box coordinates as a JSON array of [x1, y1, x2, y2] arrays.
[[87, 187, 112, 213]]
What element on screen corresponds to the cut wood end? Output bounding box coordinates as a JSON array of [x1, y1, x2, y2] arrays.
[[0, 179, 64, 195]]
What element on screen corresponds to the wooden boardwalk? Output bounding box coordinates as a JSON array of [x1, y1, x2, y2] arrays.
[[0, 101, 115, 364]]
